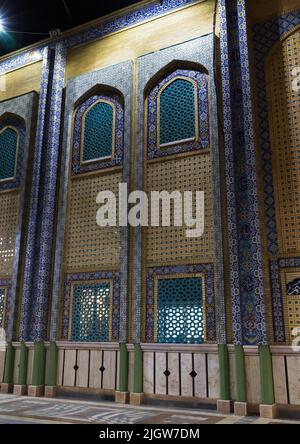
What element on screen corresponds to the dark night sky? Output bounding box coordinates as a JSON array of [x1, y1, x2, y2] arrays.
[[0, 0, 142, 56]]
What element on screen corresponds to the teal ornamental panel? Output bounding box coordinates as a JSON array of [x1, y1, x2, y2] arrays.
[[157, 277, 204, 344], [71, 282, 111, 342], [0, 127, 18, 180]]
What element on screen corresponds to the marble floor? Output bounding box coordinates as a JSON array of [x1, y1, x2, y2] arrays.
[[0, 394, 299, 424]]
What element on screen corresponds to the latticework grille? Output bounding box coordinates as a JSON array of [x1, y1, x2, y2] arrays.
[[64, 172, 122, 271], [146, 153, 214, 264], [156, 276, 204, 344], [159, 78, 196, 145], [83, 100, 114, 162], [0, 127, 18, 180], [266, 29, 300, 254], [0, 191, 19, 276], [71, 281, 111, 341]]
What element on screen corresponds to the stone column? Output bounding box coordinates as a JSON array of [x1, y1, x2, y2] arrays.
[[28, 342, 46, 397], [130, 344, 144, 405], [115, 342, 129, 404], [13, 342, 28, 396], [44, 341, 58, 398], [259, 345, 276, 418], [19, 43, 66, 396], [219, 0, 270, 416], [19, 47, 53, 342], [0, 342, 14, 394]]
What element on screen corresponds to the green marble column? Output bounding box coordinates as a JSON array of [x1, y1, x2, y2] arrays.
[[18, 342, 28, 386], [31, 342, 46, 386], [218, 344, 230, 400], [235, 345, 246, 402], [118, 342, 129, 392], [3, 342, 15, 384], [259, 345, 275, 405], [46, 341, 58, 387]]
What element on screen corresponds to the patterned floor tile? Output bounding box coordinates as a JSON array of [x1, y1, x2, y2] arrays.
[[0, 395, 298, 424]]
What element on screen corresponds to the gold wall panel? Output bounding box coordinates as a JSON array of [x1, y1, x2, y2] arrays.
[[266, 28, 300, 255], [248, 0, 300, 23], [64, 172, 122, 271], [0, 61, 42, 102], [66, 1, 214, 79], [146, 153, 214, 265], [0, 191, 20, 277]]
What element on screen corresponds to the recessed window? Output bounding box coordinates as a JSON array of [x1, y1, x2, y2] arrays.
[[0, 127, 18, 181], [72, 92, 124, 175], [82, 100, 115, 163], [147, 68, 209, 159], [71, 282, 111, 342], [159, 78, 196, 146], [156, 276, 204, 344]]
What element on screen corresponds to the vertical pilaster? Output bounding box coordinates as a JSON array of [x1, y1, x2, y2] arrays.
[[259, 345, 276, 418], [18, 342, 28, 386], [13, 342, 28, 396], [236, 0, 267, 344], [44, 341, 58, 397], [217, 344, 231, 414], [31, 43, 66, 342], [130, 344, 144, 405], [219, 344, 230, 400], [20, 47, 52, 341], [20, 43, 66, 343], [0, 342, 14, 393], [219, 0, 243, 346], [115, 342, 129, 404], [119, 342, 129, 392], [259, 345, 275, 405], [235, 345, 246, 402], [233, 345, 248, 416], [28, 342, 46, 397], [219, 0, 267, 345]]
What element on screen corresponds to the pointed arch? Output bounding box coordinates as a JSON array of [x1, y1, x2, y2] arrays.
[[0, 112, 25, 184], [145, 61, 210, 159], [144, 59, 209, 97], [71, 85, 124, 175]]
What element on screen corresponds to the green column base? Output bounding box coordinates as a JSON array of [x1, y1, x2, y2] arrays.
[[118, 342, 129, 394], [46, 341, 58, 387], [3, 342, 15, 385], [259, 345, 275, 406], [31, 341, 46, 387], [218, 344, 230, 400], [18, 342, 28, 386], [235, 345, 246, 402]]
